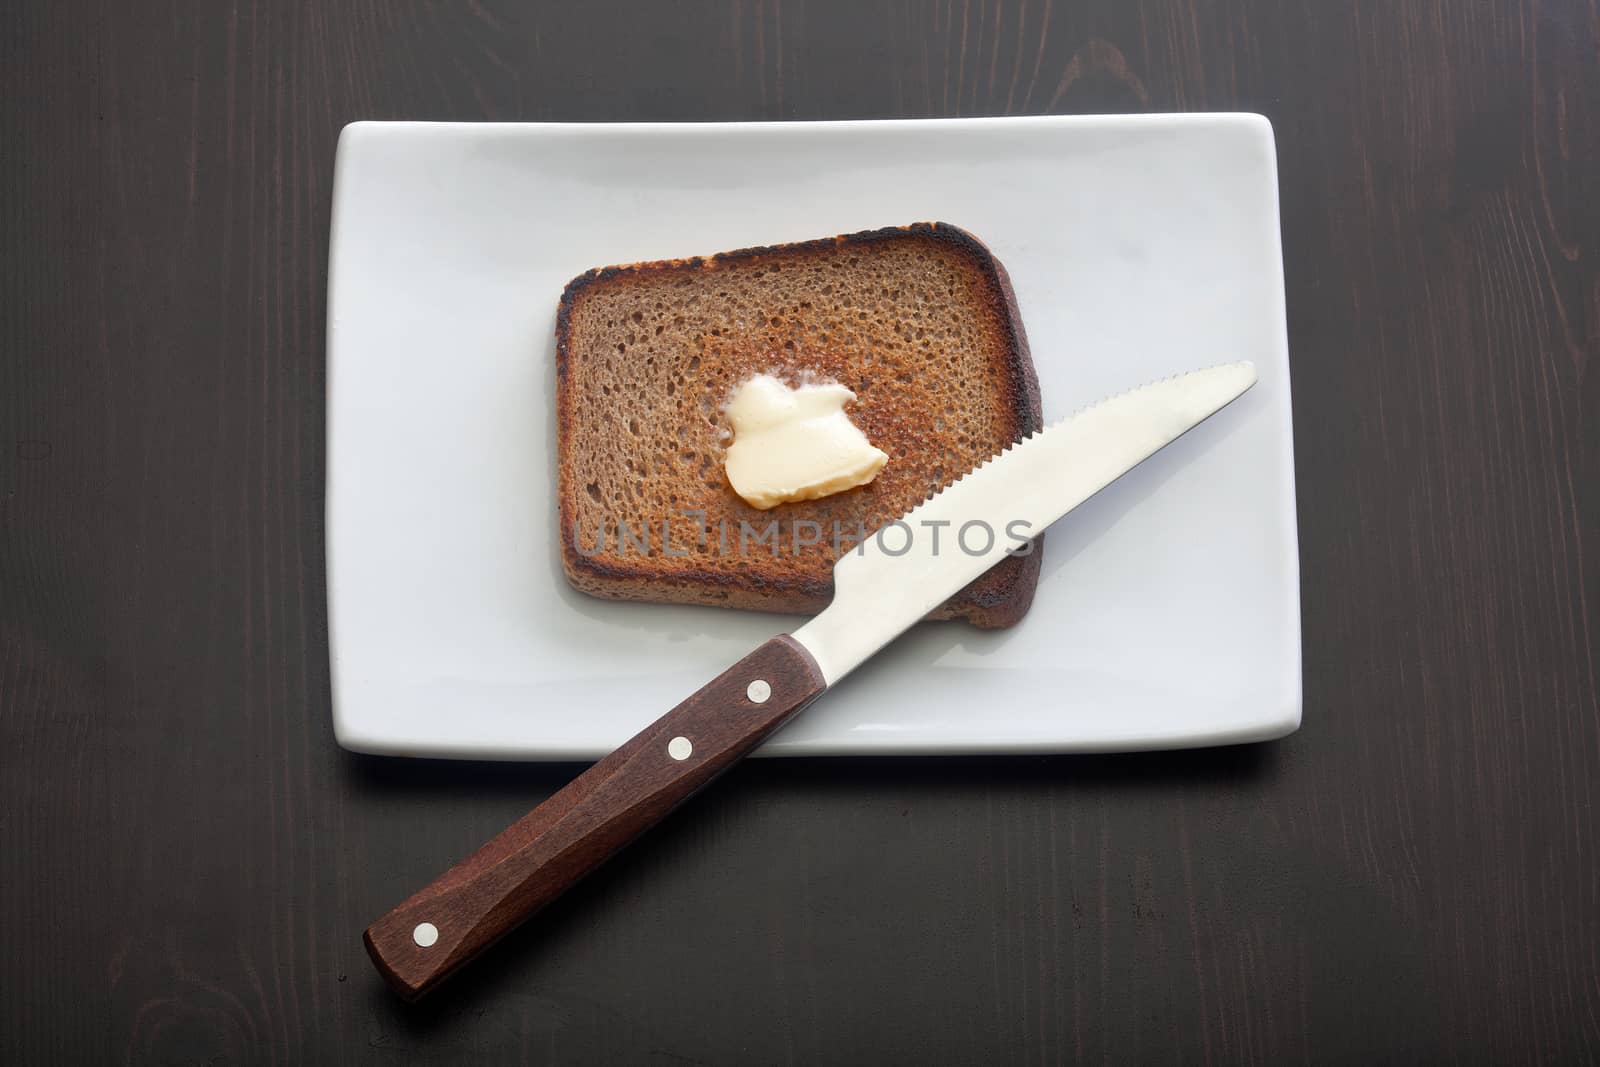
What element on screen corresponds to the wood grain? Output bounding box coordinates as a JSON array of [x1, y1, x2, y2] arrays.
[[364, 637, 827, 1001], [2, 0, 1596, 1062]]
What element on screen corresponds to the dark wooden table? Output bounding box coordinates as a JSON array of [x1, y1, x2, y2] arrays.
[[5, 1, 1597, 1063]]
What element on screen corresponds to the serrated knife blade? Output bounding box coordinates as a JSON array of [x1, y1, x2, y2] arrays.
[[792, 360, 1259, 683], [364, 360, 1258, 1000]]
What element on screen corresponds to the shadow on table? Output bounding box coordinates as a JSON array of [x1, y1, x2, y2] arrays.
[[342, 739, 1280, 799]]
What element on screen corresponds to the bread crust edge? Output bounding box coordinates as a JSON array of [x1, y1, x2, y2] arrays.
[[554, 222, 1044, 630]]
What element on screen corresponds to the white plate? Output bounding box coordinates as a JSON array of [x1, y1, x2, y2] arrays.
[[326, 115, 1300, 759]]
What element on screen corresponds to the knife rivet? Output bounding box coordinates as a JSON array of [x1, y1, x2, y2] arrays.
[[412, 922, 439, 948], [668, 736, 693, 760], [746, 679, 771, 704]]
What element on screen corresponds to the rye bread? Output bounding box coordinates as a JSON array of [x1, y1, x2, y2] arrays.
[[554, 222, 1044, 628]]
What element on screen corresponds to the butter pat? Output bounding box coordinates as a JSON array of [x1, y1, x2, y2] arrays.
[[723, 375, 889, 510]]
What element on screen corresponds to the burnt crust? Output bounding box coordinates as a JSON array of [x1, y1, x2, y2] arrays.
[[554, 222, 1044, 629]]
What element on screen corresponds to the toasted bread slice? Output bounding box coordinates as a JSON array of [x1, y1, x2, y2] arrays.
[[555, 223, 1043, 628]]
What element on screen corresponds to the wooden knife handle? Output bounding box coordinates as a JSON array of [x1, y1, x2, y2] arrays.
[[363, 635, 827, 1001]]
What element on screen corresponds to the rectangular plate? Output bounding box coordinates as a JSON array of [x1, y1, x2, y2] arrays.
[[327, 115, 1300, 759]]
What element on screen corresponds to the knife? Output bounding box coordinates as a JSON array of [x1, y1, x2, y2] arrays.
[[363, 361, 1258, 1000]]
